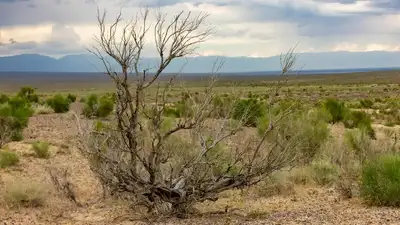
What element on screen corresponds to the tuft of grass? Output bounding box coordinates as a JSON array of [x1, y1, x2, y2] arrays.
[[256, 172, 295, 197], [0, 150, 19, 168], [1, 179, 47, 209], [66, 93, 77, 103], [310, 160, 339, 186], [32, 141, 50, 159], [33, 104, 53, 115], [361, 154, 400, 206], [360, 99, 374, 108]]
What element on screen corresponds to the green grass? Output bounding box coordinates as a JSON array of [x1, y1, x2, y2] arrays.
[[0, 150, 20, 168], [361, 154, 400, 206], [32, 141, 50, 159]]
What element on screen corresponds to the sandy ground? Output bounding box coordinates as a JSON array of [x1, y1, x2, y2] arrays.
[[1, 112, 400, 225]]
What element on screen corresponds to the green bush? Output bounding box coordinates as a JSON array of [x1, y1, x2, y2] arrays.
[[343, 111, 375, 139], [260, 110, 330, 165], [83, 94, 114, 118], [46, 94, 71, 113], [79, 97, 86, 103], [210, 95, 233, 118], [322, 98, 348, 123], [66, 94, 77, 103], [360, 99, 374, 108], [0, 150, 20, 168], [0, 99, 34, 145], [32, 141, 50, 159], [0, 94, 9, 104], [232, 99, 265, 127], [361, 154, 400, 206], [17, 86, 39, 103], [344, 129, 373, 162], [311, 160, 339, 186]]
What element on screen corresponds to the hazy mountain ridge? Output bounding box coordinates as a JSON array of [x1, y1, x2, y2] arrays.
[[0, 51, 400, 73]]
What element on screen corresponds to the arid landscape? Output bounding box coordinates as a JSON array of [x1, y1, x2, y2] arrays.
[[2, 1, 400, 224], [1, 70, 400, 224]]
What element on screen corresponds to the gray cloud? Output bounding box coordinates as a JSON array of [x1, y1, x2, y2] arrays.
[[0, 0, 400, 56], [0, 24, 84, 55]]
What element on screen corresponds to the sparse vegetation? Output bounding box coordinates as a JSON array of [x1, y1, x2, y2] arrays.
[[232, 98, 265, 127], [1, 6, 400, 225], [82, 94, 114, 118], [361, 154, 400, 206], [360, 99, 374, 108], [0, 97, 34, 146], [1, 179, 47, 209], [46, 94, 71, 113], [32, 141, 50, 159], [33, 104, 53, 114], [17, 86, 39, 103], [0, 150, 19, 168], [66, 93, 77, 103], [322, 98, 348, 124]]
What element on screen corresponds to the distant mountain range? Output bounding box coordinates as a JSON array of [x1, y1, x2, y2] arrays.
[[0, 51, 400, 73]]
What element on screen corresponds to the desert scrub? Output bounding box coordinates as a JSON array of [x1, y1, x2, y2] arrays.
[[33, 104, 53, 115], [0, 150, 19, 168], [343, 110, 375, 139], [32, 141, 50, 159], [17, 86, 39, 103], [310, 159, 339, 186], [256, 172, 295, 197], [361, 154, 400, 206], [322, 98, 348, 123], [0, 94, 9, 104], [83, 94, 114, 118], [66, 93, 77, 103], [360, 99, 374, 108], [232, 98, 265, 127], [344, 128, 374, 162], [46, 94, 71, 113], [1, 179, 47, 209], [0, 99, 34, 146]]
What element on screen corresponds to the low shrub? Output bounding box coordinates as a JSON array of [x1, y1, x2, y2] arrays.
[[46, 94, 71, 113], [82, 94, 114, 118], [79, 97, 86, 103], [0, 99, 34, 145], [0, 150, 19, 168], [1, 179, 46, 208], [256, 173, 295, 197], [361, 154, 400, 206], [343, 111, 375, 139], [262, 110, 330, 164], [32, 141, 50, 159], [33, 104, 53, 115], [0, 94, 9, 104], [232, 98, 265, 127], [322, 98, 348, 123], [344, 128, 374, 162], [310, 160, 339, 186], [17, 86, 39, 103], [360, 99, 374, 108], [66, 93, 77, 103]]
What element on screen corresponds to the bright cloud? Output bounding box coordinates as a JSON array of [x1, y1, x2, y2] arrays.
[[0, 0, 399, 57]]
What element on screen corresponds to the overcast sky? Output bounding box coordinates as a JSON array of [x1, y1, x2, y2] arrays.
[[0, 0, 400, 58]]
